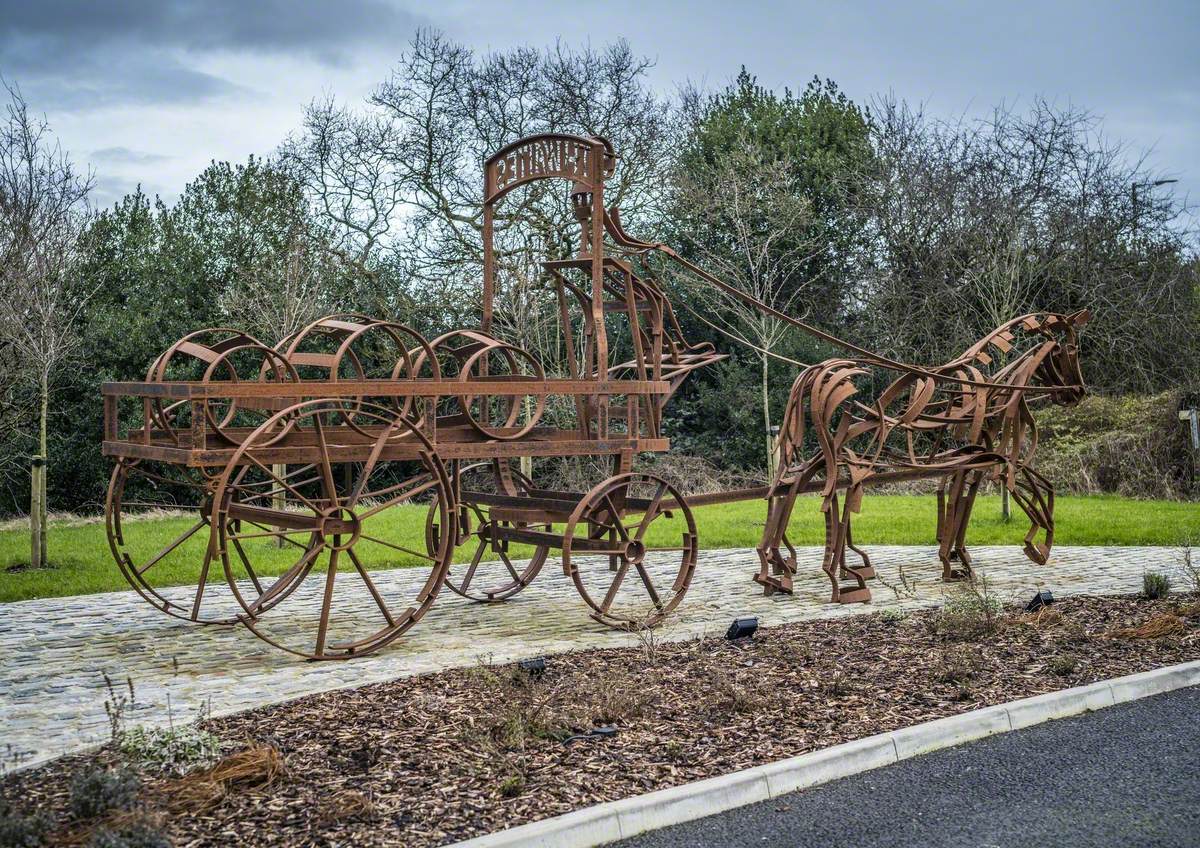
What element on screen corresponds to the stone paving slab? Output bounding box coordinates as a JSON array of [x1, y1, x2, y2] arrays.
[[0, 545, 1186, 772]]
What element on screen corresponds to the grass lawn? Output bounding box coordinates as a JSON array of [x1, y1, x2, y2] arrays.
[[1, 494, 1195, 604]]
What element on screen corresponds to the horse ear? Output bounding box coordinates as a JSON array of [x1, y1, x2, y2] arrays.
[[1068, 309, 1091, 327]]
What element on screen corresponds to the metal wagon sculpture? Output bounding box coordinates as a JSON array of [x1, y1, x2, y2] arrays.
[[102, 133, 1087, 659]]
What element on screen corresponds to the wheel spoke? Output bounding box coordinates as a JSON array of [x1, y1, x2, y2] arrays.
[[189, 549, 214, 621], [138, 520, 206, 575], [310, 414, 339, 506], [314, 548, 339, 656], [243, 520, 313, 551], [359, 533, 437, 562], [633, 562, 663, 609], [357, 476, 440, 520], [246, 455, 323, 513], [457, 540, 487, 592], [347, 420, 398, 508], [229, 534, 265, 595], [246, 541, 323, 614], [634, 482, 667, 542], [347, 548, 396, 626], [601, 561, 630, 612], [601, 494, 630, 541]]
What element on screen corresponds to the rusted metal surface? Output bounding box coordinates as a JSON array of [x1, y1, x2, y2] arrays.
[[102, 132, 1086, 658]]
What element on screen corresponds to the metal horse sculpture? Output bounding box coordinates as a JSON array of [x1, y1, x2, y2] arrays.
[[755, 310, 1090, 603]]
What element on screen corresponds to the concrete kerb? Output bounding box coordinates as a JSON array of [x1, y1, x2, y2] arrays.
[[448, 659, 1200, 848]]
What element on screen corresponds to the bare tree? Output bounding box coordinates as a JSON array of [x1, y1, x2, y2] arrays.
[[220, 221, 342, 344], [0, 80, 93, 566], [280, 30, 673, 368], [670, 135, 816, 479], [859, 96, 1198, 391]]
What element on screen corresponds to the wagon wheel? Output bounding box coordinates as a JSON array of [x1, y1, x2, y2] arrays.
[[277, 314, 439, 431], [147, 328, 298, 446], [210, 398, 455, 660], [418, 331, 545, 440], [562, 472, 697, 629], [105, 458, 292, 624], [427, 461, 552, 602]]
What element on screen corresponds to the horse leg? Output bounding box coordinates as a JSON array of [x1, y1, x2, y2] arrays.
[[1010, 465, 1055, 565], [838, 483, 875, 580], [950, 469, 984, 569], [937, 470, 972, 581], [824, 490, 871, 604], [756, 464, 816, 595]]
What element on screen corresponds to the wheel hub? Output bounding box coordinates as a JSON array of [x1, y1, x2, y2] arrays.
[[319, 506, 362, 550]]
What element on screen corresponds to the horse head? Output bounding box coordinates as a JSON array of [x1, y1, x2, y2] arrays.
[[1030, 309, 1089, 406]]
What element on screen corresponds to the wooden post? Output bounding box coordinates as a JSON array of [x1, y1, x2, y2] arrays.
[[272, 463, 287, 547], [30, 455, 45, 569]]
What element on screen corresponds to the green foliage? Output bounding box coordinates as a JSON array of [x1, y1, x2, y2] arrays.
[[1033, 391, 1196, 499], [119, 724, 221, 776], [88, 818, 170, 848], [1142, 572, 1171, 600], [0, 799, 52, 848], [68, 764, 140, 819]]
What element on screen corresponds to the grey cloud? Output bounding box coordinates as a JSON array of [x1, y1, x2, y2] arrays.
[[90, 147, 171, 165], [1, 0, 420, 60], [0, 0, 421, 110]]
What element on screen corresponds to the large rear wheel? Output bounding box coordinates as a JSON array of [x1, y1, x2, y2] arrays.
[[209, 399, 455, 659]]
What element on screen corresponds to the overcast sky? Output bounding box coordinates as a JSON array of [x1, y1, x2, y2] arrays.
[[1, 0, 1196, 225]]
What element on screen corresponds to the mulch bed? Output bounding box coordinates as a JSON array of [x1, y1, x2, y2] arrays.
[[5, 592, 1200, 847]]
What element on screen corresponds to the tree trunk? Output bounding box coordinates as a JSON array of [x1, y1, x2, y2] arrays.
[[761, 353, 776, 482], [1001, 484, 1011, 521], [30, 371, 49, 567]]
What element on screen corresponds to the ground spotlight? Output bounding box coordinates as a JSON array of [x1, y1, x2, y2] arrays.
[[726, 617, 759, 641], [517, 656, 547, 678], [1025, 590, 1054, 612]]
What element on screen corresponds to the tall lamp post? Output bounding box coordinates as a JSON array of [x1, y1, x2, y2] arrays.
[[1131, 178, 1179, 238]]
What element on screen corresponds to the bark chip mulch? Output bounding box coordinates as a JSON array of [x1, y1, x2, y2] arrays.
[[5, 593, 1200, 847]]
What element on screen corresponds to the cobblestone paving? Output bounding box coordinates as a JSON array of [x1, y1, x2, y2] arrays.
[[0, 545, 1186, 772]]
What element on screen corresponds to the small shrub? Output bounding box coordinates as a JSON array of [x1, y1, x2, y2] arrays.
[[87, 817, 170, 848], [0, 799, 52, 847], [498, 774, 525, 798], [1048, 654, 1078, 676], [120, 725, 220, 776], [879, 607, 908, 623], [69, 765, 140, 820], [937, 648, 982, 685], [1142, 572, 1171, 600], [930, 578, 1003, 641]]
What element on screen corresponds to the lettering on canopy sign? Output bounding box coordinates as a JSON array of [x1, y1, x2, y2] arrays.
[[488, 135, 595, 199]]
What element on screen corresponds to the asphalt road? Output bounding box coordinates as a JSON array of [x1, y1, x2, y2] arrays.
[[612, 685, 1200, 848]]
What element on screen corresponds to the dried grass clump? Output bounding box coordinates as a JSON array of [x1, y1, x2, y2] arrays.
[[1107, 613, 1187, 640], [165, 744, 285, 813], [316, 789, 376, 824]]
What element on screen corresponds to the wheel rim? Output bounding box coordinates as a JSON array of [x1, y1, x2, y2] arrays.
[[106, 459, 277, 624], [562, 472, 697, 629], [210, 399, 455, 659]]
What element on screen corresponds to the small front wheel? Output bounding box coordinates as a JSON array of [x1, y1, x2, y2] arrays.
[[561, 473, 697, 629]]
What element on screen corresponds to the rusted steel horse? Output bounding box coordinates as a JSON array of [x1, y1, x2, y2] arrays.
[[755, 311, 1089, 603]]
